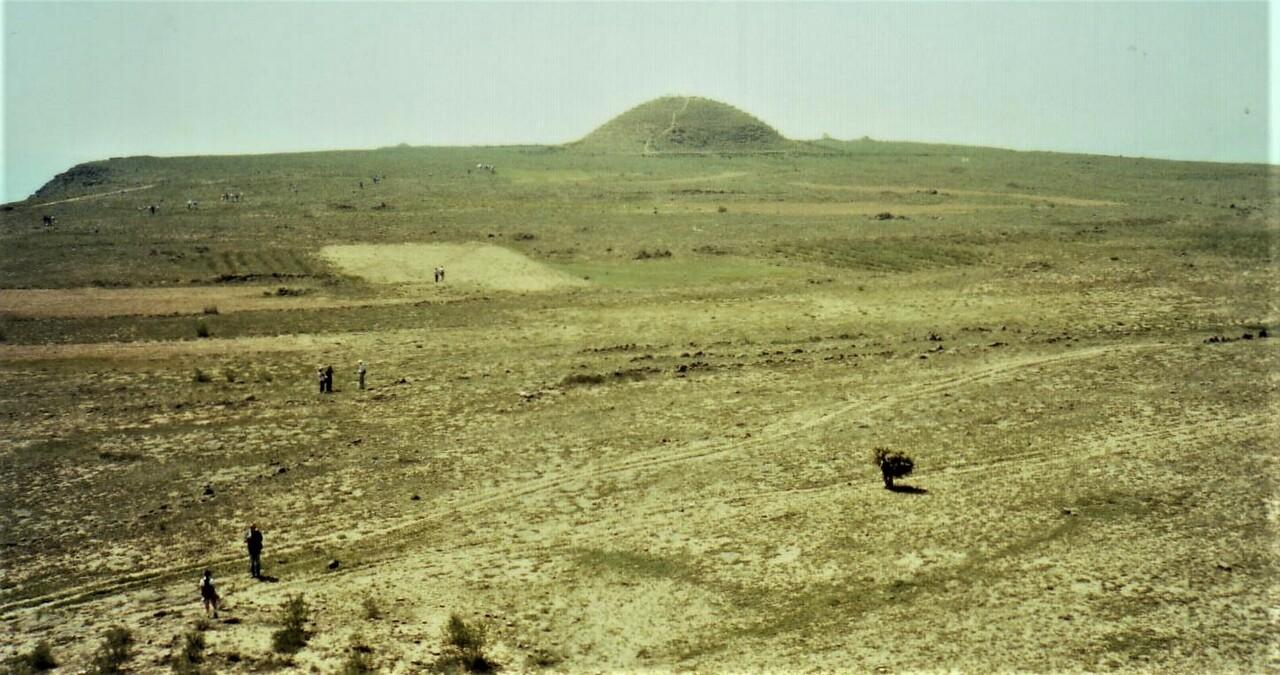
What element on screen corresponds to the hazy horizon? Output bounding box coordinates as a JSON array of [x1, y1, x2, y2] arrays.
[[4, 1, 1274, 203]]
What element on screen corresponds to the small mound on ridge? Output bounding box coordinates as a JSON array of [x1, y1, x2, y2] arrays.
[[321, 243, 586, 291], [572, 96, 792, 154]]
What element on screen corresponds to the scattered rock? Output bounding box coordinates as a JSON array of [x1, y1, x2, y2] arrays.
[[202, 485, 215, 496], [327, 559, 340, 570], [411, 494, 421, 501]]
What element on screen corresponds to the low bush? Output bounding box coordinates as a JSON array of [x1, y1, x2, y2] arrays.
[[172, 630, 206, 674], [195, 320, 210, 338], [271, 594, 310, 654], [339, 642, 376, 675], [870, 447, 914, 489], [202, 305, 219, 315], [434, 613, 497, 673], [192, 368, 212, 383], [362, 596, 382, 621], [4, 640, 57, 672], [89, 626, 134, 674]]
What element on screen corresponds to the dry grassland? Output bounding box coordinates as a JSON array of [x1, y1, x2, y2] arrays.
[[0, 144, 1275, 673]]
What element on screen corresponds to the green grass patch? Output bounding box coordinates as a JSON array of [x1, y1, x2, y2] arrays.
[[554, 256, 799, 289]]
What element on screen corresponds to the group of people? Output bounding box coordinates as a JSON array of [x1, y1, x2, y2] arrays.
[[317, 360, 367, 393], [198, 524, 266, 618], [434, 266, 446, 283]]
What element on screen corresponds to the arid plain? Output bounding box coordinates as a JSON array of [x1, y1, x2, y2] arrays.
[[1, 99, 1276, 672]]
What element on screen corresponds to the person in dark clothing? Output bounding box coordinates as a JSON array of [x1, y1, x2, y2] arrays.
[[245, 524, 264, 578], [324, 365, 335, 393], [199, 569, 220, 617]]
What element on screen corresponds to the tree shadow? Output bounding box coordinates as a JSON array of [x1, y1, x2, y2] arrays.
[[887, 484, 929, 495]]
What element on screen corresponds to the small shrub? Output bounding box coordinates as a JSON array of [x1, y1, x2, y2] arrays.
[[192, 368, 212, 383], [634, 248, 672, 260], [172, 630, 206, 674], [224, 369, 237, 383], [560, 372, 607, 387], [89, 626, 134, 674], [870, 447, 914, 489], [6, 640, 57, 672], [195, 320, 210, 338], [436, 613, 497, 673], [202, 305, 219, 315], [338, 643, 376, 675], [526, 646, 563, 668], [271, 594, 310, 654], [362, 596, 382, 621], [717, 205, 728, 213]]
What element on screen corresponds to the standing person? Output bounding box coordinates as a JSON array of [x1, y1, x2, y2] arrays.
[[317, 367, 325, 394], [199, 570, 220, 617], [245, 524, 264, 578], [439, 266, 445, 282], [324, 365, 335, 393], [357, 360, 367, 390]]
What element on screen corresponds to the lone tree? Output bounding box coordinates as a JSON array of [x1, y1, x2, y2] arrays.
[[870, 447, 914, 489]]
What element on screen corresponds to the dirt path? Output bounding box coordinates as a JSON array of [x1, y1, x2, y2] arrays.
[[644, 96, 691, 154], [31, 184, 158, 207], [0, 339, 1169, 617]]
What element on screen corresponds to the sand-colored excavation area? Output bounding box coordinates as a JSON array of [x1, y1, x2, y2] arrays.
[[321, 243, 587, 291]]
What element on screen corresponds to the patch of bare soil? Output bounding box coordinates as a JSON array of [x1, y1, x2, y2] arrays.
[[320, 243, 588, 291]]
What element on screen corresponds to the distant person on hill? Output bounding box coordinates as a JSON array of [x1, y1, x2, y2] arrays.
[[317, 367, 325, 394], [324, 365, 335, 393], [357, 360, 367, 390], [439, 266, 445, 282], [245, 524, 264, 579], [199, 569, 220, 617]]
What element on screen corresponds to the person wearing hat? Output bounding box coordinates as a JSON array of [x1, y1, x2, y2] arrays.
[[245, 524, 264, 579]]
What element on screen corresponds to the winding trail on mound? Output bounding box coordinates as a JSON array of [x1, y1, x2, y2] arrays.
[[31, 184, 158, 207], [0, 339, 1173, 616], [645, 97, 691, 154]]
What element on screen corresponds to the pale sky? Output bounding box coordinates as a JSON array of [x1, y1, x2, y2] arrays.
[[2, 1, 1273, 202]]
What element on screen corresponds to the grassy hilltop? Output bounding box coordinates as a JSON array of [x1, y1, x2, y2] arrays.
[[571, 96, 799, 154], [0, 99, 1277, 673]]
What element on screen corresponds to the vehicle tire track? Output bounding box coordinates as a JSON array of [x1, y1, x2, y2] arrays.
[[0, 340, 1163, 615]]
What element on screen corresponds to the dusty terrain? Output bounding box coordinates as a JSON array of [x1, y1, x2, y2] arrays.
[[0, 142, 1276, 673]]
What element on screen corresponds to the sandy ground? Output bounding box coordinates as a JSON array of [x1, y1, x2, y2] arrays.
[[321, 243, 588, 291], [0, 274, 1274, 672]]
